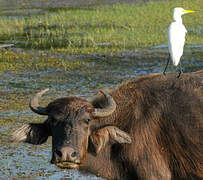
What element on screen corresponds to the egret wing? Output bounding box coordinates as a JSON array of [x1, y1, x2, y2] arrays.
[[168, 22, 187, 66]]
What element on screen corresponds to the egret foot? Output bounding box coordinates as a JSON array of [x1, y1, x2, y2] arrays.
[[177, 68, 183, 78], [177, 62, 183, 78]]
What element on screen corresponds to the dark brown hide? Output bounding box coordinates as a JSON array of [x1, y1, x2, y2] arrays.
[[91, 71, 203, 180], [12, 71, 203, 180]]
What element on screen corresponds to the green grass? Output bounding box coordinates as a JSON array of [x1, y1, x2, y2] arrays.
[[0, 0, 202, 54]]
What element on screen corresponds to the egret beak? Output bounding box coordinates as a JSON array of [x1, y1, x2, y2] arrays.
[[183, 10, 195, 13]]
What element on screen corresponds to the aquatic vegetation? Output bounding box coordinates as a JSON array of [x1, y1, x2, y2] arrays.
[[0, 49, 90, 72]]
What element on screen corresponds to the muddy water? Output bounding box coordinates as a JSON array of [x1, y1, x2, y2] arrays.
[[0, 46, 202, 179]]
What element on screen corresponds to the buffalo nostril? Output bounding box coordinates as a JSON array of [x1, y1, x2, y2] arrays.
[[71, 151, 77, 158], [56, 147, 79, 162]]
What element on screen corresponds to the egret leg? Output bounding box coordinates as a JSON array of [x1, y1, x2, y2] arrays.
[[177, 62, 183, 78], [163, 55, 170, 75]]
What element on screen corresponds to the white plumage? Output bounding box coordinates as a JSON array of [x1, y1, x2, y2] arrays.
[[163, 7, 195, 76]]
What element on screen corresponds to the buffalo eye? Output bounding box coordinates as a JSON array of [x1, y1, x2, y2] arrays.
[[50, 119, 57, 126], [85, 118, 91, 124]]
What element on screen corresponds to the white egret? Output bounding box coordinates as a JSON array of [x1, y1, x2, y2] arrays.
[[163, 7, 195, 77]]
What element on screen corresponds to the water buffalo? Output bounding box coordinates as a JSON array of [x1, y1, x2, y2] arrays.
[[12, 71, 203, 180]]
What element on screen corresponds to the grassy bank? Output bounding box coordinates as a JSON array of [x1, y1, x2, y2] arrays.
[[0, 0, 202, 54]]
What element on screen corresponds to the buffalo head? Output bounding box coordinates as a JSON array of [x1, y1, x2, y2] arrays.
[[12, 89, 131, 169]]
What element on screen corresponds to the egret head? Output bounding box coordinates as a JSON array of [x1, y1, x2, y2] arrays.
[[173, 7, 195, 22]]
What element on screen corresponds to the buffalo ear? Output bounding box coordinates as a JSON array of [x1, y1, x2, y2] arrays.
[[11, 122, 50, 145], [90, 126, 132, 154]]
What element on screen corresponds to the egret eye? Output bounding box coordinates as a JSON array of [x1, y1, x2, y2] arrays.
[[85, 119, 91, 124]]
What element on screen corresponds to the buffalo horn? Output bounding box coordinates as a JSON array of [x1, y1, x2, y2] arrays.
[[93, 91, 116, 118], [29, 88, 49, 115]]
